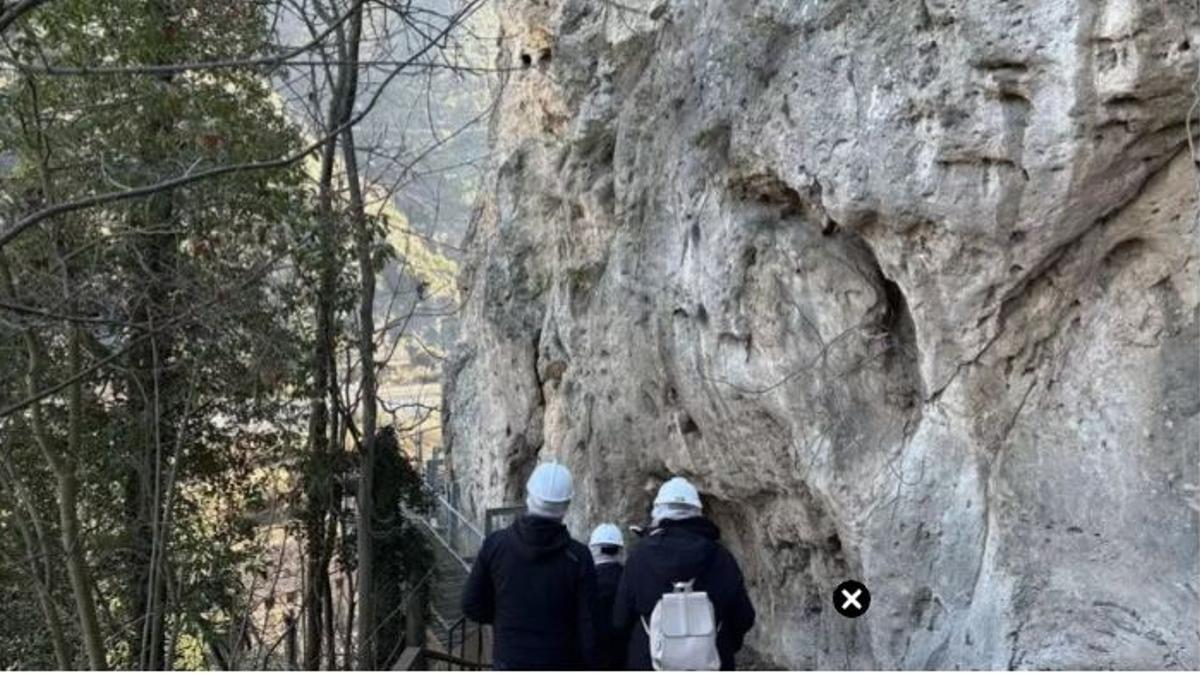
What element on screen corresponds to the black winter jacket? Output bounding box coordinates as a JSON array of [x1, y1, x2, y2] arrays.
[[612, 517, 756, 670], [594, 561, 628, 670], [461, 515, 597, 670]]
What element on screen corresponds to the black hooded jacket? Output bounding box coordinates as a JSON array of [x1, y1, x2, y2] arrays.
[[461, 515, 597, 669], [612, 517, 756, 670], [594, 561, 628, 670]]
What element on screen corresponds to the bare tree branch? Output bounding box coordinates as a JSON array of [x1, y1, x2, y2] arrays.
[[0, 57, 519, 76], [0, 240, 303, 421], [0, 298, 139, 327], [0, 0, 368, 76], [0, 0, 52, 35], [0, 0, 491, 251]]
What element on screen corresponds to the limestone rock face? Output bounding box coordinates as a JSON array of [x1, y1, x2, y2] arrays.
[[443, 0, 1200, 668]]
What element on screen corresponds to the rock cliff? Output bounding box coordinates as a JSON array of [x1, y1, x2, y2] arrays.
[[443, 0, 1200, 668]]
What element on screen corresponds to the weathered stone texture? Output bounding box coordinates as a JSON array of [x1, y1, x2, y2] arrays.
[[444, 0, 1200, 667]]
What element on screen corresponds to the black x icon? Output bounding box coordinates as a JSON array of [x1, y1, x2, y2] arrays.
[[833, 580, 871, 618]]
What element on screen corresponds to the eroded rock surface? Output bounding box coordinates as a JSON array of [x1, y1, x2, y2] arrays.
[[443, 0, 1200, 667]]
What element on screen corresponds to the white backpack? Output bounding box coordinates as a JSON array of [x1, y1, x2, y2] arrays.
[[642, 580, 720, 670]]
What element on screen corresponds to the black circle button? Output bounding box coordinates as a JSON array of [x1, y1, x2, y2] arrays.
[[833, 579, 871, 618]]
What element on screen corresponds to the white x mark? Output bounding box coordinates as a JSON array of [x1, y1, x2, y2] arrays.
[[840, 589, 863, 610]]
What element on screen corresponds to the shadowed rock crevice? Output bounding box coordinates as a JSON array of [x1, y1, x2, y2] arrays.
[[879, 274, 925, 408]]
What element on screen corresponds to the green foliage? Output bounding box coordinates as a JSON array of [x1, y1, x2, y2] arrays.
[[365, 426, 433, 668], [0, 0, 489, 668], [0, 0, 317, 668], [0, 439, 80, 669], [0, 585, 61, 669]]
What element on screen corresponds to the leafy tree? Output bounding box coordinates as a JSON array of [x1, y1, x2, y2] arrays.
[[365, 425, 434, 668], [0, 0, 314, 668], [1, 0, 490, 669]]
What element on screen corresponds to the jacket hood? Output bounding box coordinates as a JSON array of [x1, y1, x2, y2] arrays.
[[643, 516, 721, 582], [656, 516, 721, 541], [510, 514, 571, 560]]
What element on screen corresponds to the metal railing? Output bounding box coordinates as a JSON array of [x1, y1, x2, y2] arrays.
[[398, 461, 492, 670], [484, 505, 524, 535], [404, 458, 533, 671], [394, 646, 491, 671], [445, 616, 486, 667], [428, 492, 486, 566]]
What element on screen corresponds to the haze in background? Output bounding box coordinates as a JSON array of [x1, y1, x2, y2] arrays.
[[272, 0, 498, 446]]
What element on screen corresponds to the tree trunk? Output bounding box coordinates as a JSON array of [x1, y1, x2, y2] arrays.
[[124, 217, 176, 672], [302, 28, 349, 667], [322, 562, 336, 670], [59, 468, 107, 669], [31, 562, 72, 669], [0, 256, 106, 669], [0, 75, 105, 670], [62, 321, 106, 669], [125, 4, 181, 664], [285, 612, 298, 670], [343, 569, 356, 671], [0, 460, 72, 669], [334, 6, 376, 666], [63, 314, 107, 669]]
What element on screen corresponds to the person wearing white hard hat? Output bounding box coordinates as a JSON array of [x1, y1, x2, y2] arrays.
[[651, 476, 703, 525], [613, 476, 756, 670], [462, 462, 598, 670], [588, 523, 628, 670], [589, 523, 625, 562]]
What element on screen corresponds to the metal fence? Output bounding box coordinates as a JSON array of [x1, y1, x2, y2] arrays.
[[484, 506, 524, 536], [394, 645, 490, 671], [427, 491, 485, 565], [405, 457, 525, 671], [405, 458, 491, 669]]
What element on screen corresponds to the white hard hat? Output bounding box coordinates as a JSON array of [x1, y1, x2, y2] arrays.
[[526, 462, 574, 503], [654, 476, 701, 508], [589, 523, 624, 548]]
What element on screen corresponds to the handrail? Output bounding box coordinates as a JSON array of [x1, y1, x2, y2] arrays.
[[449, 616, 465, 659], [393, 646, 424, 670], [429, 648, 489, 667], [432, 492, 485, 540], [411, 475, 488, 572], [408, 463, 494, 671], [484, 505, 524, 535], [428, 600, 453, 635], [394, 646, 492, 671], [408, 505, 472, 572], [443, 616, 488, 671], [424, 647, 491, 670]]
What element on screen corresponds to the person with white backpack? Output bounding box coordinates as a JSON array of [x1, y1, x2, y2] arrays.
[[612, 477, 756, 670]]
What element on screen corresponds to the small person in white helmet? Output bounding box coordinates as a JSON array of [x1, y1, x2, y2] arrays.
[[589, 523, 628, 670], [612, 477, 756, 670], [461, 462, 598, 670]]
